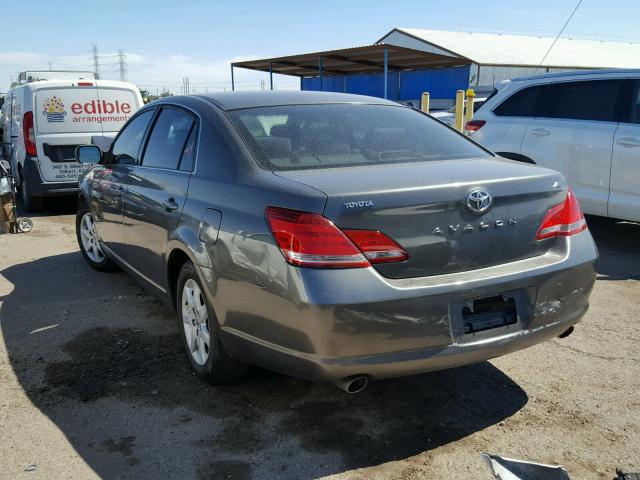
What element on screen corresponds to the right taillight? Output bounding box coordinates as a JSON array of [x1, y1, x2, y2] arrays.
[[464, 119, 486, 132], [23, 111, 37, 156], [536, 188, 587, 240], [265, 206, 407, 268]]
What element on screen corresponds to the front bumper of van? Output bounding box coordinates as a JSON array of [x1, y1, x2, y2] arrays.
[[22, 157, 79, 196]]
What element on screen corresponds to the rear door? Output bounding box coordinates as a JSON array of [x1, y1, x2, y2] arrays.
[[124, 106, 196, 290], [34, 86, 139, 183], [521, 79, 622, 216], [609, 79, 640, 221], [92, 109, 155, 258]]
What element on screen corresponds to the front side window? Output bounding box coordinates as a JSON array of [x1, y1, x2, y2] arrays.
[[141, 108, 195, 170], [228, 104, 489, 171], [110, 110, 154, 165], [549, 80, 622, 122]]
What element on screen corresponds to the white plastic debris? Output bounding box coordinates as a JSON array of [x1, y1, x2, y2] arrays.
[[482, 453, 571, 480]]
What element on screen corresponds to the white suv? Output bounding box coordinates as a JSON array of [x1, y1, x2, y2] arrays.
[[471, 69, 640, 222]]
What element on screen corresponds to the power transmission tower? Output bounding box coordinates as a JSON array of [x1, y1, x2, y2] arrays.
[[48, 62, 52, 71], [117, 49, 127, 82], [92, 44, 101, 79]]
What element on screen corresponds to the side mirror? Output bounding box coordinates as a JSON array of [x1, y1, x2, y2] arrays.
[[76, 145, 102, 165]]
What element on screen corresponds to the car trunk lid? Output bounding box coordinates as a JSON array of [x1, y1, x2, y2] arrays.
[[274, 157, 566, 279]]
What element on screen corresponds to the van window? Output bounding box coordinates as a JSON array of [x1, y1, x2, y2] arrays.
[[549, 80, 622, 122], [494, 85, 543, 117], [141, 108, 195, 170], [110, 110, 154, 165]]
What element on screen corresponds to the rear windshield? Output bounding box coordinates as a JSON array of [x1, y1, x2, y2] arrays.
[[227, 104, 489, 170]]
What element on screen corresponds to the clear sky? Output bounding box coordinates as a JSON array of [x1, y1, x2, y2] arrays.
[[0, 0, 636, 93]]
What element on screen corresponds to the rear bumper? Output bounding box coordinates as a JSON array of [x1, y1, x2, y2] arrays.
[[209, 229, 598, 382], [22, 157, 79, 196]]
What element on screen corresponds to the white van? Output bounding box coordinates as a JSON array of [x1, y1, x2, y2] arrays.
[[1, 71, 143, 210], [471, 69, 640, 223]]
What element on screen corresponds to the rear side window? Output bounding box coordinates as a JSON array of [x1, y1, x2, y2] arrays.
[[178, 126, 197, 172], [110, 110, 154, 165], [549, 80, 622, 122], [494, 86, 543, 117], [142, 108, 195, 170], [228, 104, 489, 171]]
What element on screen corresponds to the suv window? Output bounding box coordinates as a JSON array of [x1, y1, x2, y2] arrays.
[[141, 107, 195, 170], [494, 85, 544, 117], [110, 110, 154, 164], [549, 80, 622, 122]]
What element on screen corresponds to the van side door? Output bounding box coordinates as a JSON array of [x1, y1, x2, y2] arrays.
[[91, 109, 155, 258], [123, 105, 196, 291], [520, 79, 622, 217], [610, 79, 640, 222]]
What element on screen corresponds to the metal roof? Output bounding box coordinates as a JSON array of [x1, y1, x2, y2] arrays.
[[379, 28, 640, 69], [231, 44, 470, 77], [195, 91, 399, 111]]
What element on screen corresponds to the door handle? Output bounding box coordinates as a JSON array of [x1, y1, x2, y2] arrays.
[[531, 128, 551, 137], [616, 137, 640, 148], [162, 198, 179, 212]]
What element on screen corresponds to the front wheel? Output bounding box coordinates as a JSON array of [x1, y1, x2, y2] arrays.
[[76, 206, 117, 271], [177, 261, 249, 383]]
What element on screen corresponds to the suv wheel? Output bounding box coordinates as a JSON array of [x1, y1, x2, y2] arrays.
[[76, 206, 117, 271], [20, 177, 44, 212], [177, 261, 249, 383]]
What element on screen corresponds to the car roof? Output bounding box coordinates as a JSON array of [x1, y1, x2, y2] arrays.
[[193, 90, 399, 111], [509, 68, 640, 84]]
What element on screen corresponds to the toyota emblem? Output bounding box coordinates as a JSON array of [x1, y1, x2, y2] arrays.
[[466, 189, 492, 214]]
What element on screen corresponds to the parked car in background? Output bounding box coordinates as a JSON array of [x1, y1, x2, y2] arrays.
[[1, 71, 143, 210], [471, 69, 640, 222], [430, 97, 488, 127], [75, 91, 597, 393]]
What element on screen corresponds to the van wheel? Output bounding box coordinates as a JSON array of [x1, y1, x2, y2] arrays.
[[20, 177, 44, 212], [76, 206, 117, 272], [177, 261, 249, 384]]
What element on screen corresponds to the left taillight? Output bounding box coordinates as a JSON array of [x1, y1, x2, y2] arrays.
[[23, 111, 37, 156], [536, 188, 587, 240], [464, 119, 486, 132], [265, 206, 408, 268]]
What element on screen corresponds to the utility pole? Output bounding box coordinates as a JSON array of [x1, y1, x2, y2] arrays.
[[92, 44, 101, 79], [117, 49, 127, 82], [260, 79, 265, 90], [48, 62, 52, 71]]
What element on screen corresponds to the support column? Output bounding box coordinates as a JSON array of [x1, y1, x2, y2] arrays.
[[383, 48, 388, 99], [319, 56, 324, 91], [231, 64, 235, 91], [269, 63, 273, 90]]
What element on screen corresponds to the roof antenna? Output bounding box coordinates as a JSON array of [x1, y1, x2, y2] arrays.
[[536, 0, 583, 73]]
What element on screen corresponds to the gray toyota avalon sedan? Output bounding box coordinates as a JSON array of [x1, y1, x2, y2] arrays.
[[75, 91, 597, 393]]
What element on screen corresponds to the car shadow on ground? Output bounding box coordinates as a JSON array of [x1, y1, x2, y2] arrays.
[[586, 215, 640, 281], [1, 251, 528, 479]]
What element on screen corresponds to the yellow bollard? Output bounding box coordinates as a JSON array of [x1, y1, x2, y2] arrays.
[[454, 90, 465, 132], [464, 88, 476, 126], [421, 92, 430, 114]]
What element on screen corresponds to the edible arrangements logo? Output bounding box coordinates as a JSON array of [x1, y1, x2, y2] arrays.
[[42, 96, 67, 122], [70, 99, 132, 124]]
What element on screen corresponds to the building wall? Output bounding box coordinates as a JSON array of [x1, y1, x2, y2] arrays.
[[471, 65, 590, 92]]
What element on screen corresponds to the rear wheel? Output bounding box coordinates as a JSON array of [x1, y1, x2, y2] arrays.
[[76, 206, 117, 271], [20, 176, 44, 212], [177, 261, 249, 383]]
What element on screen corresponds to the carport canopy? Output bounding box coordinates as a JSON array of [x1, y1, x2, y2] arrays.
[[230, 44, 471, 97]]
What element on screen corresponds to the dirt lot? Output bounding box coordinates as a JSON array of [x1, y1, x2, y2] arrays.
[[0, 200, 638, 480]]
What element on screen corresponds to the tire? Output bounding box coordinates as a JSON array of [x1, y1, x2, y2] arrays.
[[76, 205, 117, 272], [20, 176, 44, 212], [177, 261, 249, 384]]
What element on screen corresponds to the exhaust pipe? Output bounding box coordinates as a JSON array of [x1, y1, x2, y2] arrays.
[[334, 375, 368, 394], [558, 326, 574, 339]]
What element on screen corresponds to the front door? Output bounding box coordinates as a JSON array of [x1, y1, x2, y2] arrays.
[[610, 80, 640, 222], [92, 109, 155, 257], [124, 106, 196, 290]]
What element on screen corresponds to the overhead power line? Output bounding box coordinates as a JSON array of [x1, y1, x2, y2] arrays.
[[536, 0, 584, 71]]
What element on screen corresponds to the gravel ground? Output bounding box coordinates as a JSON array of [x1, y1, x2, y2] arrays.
[[0, 199, 638, 480]]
